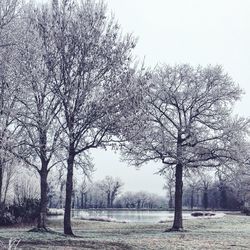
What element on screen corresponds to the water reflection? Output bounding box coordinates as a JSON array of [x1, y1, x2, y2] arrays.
[[71, 210, 191, 223]]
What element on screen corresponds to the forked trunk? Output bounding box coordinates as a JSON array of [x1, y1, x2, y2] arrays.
[[170, 163, 183, 231], [37, 166, 48, 229], [64, 152, 74, 235]]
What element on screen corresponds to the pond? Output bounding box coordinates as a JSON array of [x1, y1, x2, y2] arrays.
[[48, 209, 225, 223], [71, 210, 193, 223]]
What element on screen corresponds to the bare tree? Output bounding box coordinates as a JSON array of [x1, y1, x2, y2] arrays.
[[12, 6, 63, 230], [98, 176, 123, 208], [116, 191, 166, 209], [31, 0, 138, 235], [0, 0, 21, 207], [122, 64, 249, 231]]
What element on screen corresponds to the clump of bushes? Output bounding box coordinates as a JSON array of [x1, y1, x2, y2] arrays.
[[0, 198, 40, 226], [0, 211, 16, 226]]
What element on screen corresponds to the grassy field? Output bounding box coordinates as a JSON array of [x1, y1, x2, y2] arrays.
[[0, 214, 250, 249]]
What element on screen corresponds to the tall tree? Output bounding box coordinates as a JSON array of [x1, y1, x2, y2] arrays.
[[122, 64, 249, 231], [13, 5, 63, 230], [35, 0, 138, 235], [0, 0, 21, 207]]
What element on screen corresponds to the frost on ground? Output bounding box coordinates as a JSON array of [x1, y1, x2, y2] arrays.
[[0, 215, 249, 249]]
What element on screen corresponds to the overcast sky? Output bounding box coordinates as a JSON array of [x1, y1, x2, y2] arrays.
[[91, 0, 250, 196]]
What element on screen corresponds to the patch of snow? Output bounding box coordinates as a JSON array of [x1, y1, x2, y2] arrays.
[[47, 208, 64, 216], [78, 215, 127, 223]]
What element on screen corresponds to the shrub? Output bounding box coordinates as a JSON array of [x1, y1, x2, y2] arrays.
[[10, 198, 40, 223], [242, 206, 250, 216], [0, 198, 40, 225], [0, 211, 16, 226]]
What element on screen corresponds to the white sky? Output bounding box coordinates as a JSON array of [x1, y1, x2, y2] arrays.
[[92, 0, 250, 196]]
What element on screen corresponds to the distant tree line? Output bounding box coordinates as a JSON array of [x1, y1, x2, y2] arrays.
[[166, 169, 250, 211], [183, 178, 241, 210], [47, 175, 167, 210]]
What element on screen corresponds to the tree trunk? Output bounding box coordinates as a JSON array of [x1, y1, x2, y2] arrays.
[[76, 196, 79, 209], [84, 193, 87, 208], [0, 163, 3, 215], [203, 188, 208, 210], [196, 193, 200, 207], [37, 166, 48, 229], [81, 192, 84, 209], [170, 163, 183, 231], [190, 189, 194, 210], [137, 200, 141, 209], [59, 182, 64, 209], [72, 191, 75, 209], [0, 161, 3, 205], [107, 191, 110, 208], [111, 191, 116, 208], [64, 151, 74, 235], [219, 182, 227, 209], [3, 168, 12, 206], [168, 188, 173, 209]]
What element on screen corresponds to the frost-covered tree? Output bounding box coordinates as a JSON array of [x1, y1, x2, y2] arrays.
[[122, 64, 250, 231], [11, 6, 64, 230], [98, 176, 123, 208], [33, 0, 138, 235], [116, 191, 166, 209], [0, 0, 21, 207]]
